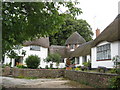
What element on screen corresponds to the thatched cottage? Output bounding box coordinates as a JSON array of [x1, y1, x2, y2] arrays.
[[4, 37, 49, 68], [4, 14, 120, 69]]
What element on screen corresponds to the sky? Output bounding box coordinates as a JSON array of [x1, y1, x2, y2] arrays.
[[76, 0, 120, 39]]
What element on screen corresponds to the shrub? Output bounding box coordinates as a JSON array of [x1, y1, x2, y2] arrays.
[[45, 65, 49, 69], [50, 63, 53, 69], [75, 67, 80, 71], [2, 63, 10, 68], [25, 55, 40, 69], [97, 66, 107, 73], [81, 66, 88, 71], [109, 76, 120, 88], [110, 69, 117, 74], [45, 53, 61, 63], [45, 53, 61, 68], [82, 61, 91, 70], [116, 68, 120, 74], [77, 66, 81, 68], [16, 64, 27, 68]]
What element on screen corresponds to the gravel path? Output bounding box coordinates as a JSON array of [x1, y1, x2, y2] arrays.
[[1, 76, 75, 88]]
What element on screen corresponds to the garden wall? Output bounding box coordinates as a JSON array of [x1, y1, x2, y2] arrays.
[[2, 66, 11, 76], [64, 70, 119, 88], [3, 67, 119, 88], [12, 68, 64, 78]]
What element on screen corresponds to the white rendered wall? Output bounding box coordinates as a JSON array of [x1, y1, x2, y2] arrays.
[[4, 56, 14, 67], [75, 55, 91, 67], [22, 46, 48, 68], [91, 41, 119, 68], [4, 46, 48, 68], [119, 41, 120, 56]]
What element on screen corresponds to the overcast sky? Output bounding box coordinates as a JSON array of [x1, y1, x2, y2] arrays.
[[76, 0, 120, 39]]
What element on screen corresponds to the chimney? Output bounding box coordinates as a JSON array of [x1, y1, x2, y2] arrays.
[[96, 28, 100, 37]]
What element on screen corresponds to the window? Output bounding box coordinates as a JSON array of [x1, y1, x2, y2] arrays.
[[14, 45, 22, 49], [30, 45, 40, 51], [61, 58, 64, 63], [76, 57, 79, 64], [97, 44, 111, 61], [70, 45, 75, 49], [82, 56, 87, 63]]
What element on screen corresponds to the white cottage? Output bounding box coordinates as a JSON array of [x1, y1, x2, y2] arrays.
[[91, 14, 120, 68], [49, 32, 90, 67], [50, 14, 120, 69], [4, 37, 49, 68], [4, 14, 120, 69], [65, 32, 90, 67]]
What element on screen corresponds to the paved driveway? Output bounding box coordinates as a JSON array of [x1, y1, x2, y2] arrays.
[[1, 76, 74, 88]]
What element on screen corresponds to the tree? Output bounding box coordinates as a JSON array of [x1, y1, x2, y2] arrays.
[[49, 15, 93, 45], [2, 2, 82, 56], [45, 53, 61, 68]]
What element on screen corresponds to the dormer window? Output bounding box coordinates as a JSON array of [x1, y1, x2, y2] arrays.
[[30, 45, 40, 51], [70, 44, 75, 49]]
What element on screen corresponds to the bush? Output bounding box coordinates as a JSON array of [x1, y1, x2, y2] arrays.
[[109, 76, 120, 88], [110, 69, 117, 74], [50, 63, 53, 69], [45, 53, 61, 63], [25, 55, 40, 69], [45, 65, 49, 69], [45, 53, 61, 68], [16, 64, 27, 68], [83, 61, 91, 70], [81, 66, 88, 71], [97, 66, 107, 73], [2, 63, 10, 68], [116, 68, 120, 74], [75, 67, 80, 71]]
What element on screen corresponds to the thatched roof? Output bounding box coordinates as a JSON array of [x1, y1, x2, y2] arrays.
[[65, 32, 86, 45], [49, 45, 67, 58], [49, 45, 74, 58], [23, 37, 49, 48], [71, 40, 93, 57], [92, 14, 120, 46]]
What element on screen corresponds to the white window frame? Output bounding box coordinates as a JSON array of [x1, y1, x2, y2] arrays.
[[30, 45, 40, 51], [97, 44, 111, 61]]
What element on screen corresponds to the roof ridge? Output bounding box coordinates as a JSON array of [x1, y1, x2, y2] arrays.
[[65, 31, 86, 45]]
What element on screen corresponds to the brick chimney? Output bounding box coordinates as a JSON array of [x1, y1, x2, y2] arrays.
[[96, 28, 100, 37]]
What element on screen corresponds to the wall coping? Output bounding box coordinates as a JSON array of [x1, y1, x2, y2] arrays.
[[12, 68, 119, 76], [13, 68, 65, 71], [66, 70, 119, 76]]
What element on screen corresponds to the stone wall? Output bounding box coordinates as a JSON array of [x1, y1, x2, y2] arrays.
[[2, 66, 11, 76], [3, 68, 120, 88], [64, 70, 119, 88], [12, 68, 64, 78]]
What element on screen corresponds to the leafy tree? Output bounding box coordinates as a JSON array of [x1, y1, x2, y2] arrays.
[[25, 55, 40, 69], [45, 53, 61, 68], [49, 15, 93, 45], [2, 2, 82, 56]]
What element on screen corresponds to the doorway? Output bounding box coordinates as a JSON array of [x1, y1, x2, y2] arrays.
[[14, 56, 23, 66]]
